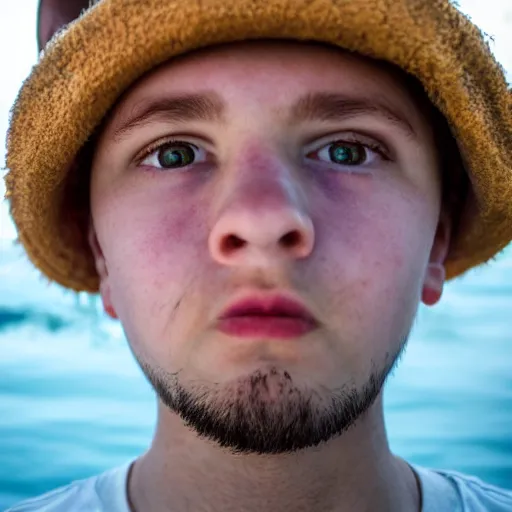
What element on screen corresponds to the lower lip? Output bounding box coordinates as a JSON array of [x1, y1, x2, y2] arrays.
[[216, 316, 317, 339]]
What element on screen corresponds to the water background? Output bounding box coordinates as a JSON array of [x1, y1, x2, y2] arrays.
[[1, 0, 511, 509]]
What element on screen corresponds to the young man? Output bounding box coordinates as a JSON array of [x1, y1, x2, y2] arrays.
[[4, 0, 512, 510]]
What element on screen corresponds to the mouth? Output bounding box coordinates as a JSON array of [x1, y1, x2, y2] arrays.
[[216, 294, 319, 339]]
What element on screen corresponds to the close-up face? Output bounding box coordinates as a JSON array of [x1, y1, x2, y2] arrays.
[[88, 40, 450, 454]]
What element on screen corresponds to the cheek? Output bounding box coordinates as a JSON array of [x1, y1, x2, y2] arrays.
[[316, 175, 430, 265], [95, 181, 208, 325], [313, 177, 436, 339], [143, 204, 203, 270]]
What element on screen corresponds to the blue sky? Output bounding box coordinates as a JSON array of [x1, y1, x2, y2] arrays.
[[1, 0, 511, 240]]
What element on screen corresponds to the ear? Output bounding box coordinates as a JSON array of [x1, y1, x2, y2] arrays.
[[38, 0, 90, 50], [88, 221, 118, 319], [421, 211, 451, 306]]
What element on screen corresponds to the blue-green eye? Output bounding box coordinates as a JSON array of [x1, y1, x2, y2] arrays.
[[308, 139, 386, 168], [328, 142, 366, 165], [140, 141, 206, 170], [159, 144, 194, 167]]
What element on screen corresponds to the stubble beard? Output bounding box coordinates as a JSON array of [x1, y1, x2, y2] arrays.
[[137, 336, 408, 455]]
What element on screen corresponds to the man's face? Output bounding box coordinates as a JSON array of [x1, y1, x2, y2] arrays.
[[89, 41, 449, 454]]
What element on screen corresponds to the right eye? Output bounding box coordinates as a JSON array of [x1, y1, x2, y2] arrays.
[[139, 140, 207, 170]]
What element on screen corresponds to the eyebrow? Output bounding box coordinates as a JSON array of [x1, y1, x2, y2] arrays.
[[113, 90, 416, 141], [113, 92, 226, 140], [286, 92, 416, 139]]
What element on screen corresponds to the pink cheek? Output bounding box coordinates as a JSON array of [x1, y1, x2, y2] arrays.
[[107, 195, 206, 290], [144, 204, 204, 266], [314, 183, 413, 285]]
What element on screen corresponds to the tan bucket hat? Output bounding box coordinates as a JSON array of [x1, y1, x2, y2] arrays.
[[4, 0, 512, 292]]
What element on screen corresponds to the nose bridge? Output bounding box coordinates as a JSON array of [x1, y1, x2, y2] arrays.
[[214, 138, 303, 215], [229, 170, 301, 216], [208, 143, 315, 265], [234, 139, 289, 187]]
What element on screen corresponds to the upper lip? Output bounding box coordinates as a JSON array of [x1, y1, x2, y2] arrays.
[[218, 293, 318, 323]]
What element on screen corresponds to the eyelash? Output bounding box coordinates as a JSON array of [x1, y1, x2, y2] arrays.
[[135, 137, 200, 164], [310, 132, 390, 158], [134, 134, 390, 169], [354, 141, 388, 160]]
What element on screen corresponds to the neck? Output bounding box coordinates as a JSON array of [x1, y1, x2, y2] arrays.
[[128, 395, 420, 512]]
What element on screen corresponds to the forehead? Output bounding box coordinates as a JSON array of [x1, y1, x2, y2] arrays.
[[105, 40, 431, 136]]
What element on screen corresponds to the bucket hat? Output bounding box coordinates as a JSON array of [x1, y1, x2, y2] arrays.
[[5, 0, 512, 292]]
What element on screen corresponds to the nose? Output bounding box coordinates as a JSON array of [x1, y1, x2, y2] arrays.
[[208, 173, 315, 268]]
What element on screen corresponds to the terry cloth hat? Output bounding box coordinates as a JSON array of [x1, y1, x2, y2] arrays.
[[4, 0, 512, 293]]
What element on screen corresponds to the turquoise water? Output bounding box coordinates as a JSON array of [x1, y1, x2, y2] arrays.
[[0, 242, 511, 509]]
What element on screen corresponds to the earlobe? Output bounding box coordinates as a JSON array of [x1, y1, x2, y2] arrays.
[[100, 284, 119, 320], [421, 263, 445, 306]]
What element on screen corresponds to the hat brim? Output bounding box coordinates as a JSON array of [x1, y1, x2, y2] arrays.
[[6, 0, 512, 292]]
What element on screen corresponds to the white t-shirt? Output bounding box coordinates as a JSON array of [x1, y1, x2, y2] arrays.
[[5, 461, 512, 511]]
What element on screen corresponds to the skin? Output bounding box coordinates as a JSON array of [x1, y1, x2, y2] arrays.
[[88, 41, 450, 512]]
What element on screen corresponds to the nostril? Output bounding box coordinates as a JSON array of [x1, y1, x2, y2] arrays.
[[280, 230, 301, 249], [222, 234, 246, 254]]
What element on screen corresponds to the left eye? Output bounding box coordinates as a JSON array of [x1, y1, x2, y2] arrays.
[[140, 141, 207, 170], [307, 141, 381, 167]]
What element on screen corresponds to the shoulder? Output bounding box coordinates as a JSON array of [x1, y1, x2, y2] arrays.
[[414, 464, 512, 512], [5, 480, 90, 512], [5, 462, 133, 512], [441, 471, 512, 511]]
